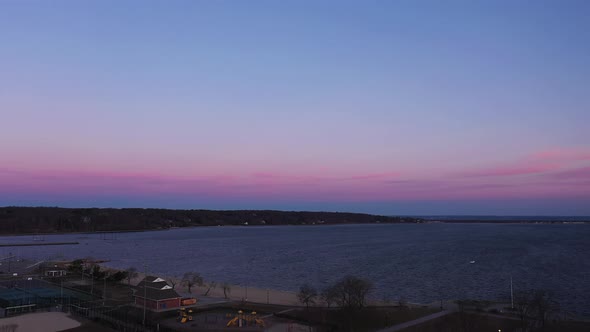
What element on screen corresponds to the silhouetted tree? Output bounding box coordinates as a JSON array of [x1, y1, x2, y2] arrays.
[[515, 290, 535, 332], [91, 264, 106, 280], [204, 281, 217, 296], [68, 259, 84, 273], [168, 275, 178, 289], [297, 283, 317, 309], [320, 285, 338, 308], [531, 289, 559, 328], [125, 267, 138, 285], [332, 275, 373, 309], [108, 270, 128, 283], [222, 283, 231, 299], [182, 272, 203, 294]]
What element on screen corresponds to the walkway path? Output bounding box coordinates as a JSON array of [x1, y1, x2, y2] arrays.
[[376, 309, 455, 332], [261, 308, 295, 319]]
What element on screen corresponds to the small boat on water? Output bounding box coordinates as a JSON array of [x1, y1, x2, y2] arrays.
[[470, 260, 476, 264]]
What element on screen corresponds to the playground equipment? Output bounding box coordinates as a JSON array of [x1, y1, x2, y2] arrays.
[[226, 310, 265, 328], [178, 308, 194, 323]]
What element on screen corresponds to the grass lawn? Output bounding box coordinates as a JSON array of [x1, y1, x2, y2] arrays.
[[285, 306, 438, 331], [399, 312, 590, 332]]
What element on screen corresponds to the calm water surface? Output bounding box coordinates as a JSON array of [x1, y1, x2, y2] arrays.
[[1, 224, 589, 317]]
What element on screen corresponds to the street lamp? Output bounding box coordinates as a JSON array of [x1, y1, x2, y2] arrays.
[[245, 257, 254, 302], [510, 275, 514, 309], [60, 277, 64, 308], [143, 264, 147, 326], [102, 272, 109, 306], [26, 277, 32, 305], [90, 269, 94, 295]]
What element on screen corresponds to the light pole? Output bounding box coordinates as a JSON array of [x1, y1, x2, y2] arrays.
[[26, 277, 33, 306], [143, 263, 147, 326], [22, 277, 26, 305], [510, 275, 514, 309], [245, 257, 254, 302], [103, 272, 109, 306], [90, 269, 94, 295], [60, 278, 64, 309]]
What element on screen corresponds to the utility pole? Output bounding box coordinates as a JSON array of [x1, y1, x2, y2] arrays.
[[60, 278, 64, 309], [245, 257, 254, 302], [143, 264, 147, 326], [103, 273, 108, 306], [510, 275, 514, 309]]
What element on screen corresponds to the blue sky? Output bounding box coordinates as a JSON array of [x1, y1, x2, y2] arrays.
[[1, 1, 589, 215]]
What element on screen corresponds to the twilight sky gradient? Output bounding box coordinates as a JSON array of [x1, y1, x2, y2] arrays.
[[1, 1, 589, 215]]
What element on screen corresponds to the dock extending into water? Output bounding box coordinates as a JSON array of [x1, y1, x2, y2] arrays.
[[0, 242, 79, 247]]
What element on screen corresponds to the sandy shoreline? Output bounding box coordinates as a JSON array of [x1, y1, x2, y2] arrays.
[[123, 270, 300, 306], [115, 268, 435, 308], [80, 263, 444, 309]]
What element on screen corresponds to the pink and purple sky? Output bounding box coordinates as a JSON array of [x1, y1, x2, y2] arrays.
[[1, 1, 589, 215]]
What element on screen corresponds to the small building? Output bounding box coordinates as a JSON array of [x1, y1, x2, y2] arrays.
[[40, 262, 68, 278], [133, 276, 182, 311], [45, 270, 67, 277]]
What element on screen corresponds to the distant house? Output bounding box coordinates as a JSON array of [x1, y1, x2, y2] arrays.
[[45, 270, 67, 277], [42, 262, 68, 277], [133, 276, 182, 311]]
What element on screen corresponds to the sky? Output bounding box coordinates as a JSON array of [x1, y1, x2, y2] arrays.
[[1, 1, 589, 215]]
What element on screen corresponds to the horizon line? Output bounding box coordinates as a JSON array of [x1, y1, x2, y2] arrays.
[[2, 205, 589, 218]]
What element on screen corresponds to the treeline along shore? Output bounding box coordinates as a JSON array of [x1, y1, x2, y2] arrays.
[[0, 206, 423, 235]]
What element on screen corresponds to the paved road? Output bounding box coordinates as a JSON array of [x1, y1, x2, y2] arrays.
[[376, 309, 455, 332], [191, 296, 231, 307], [261, 308, 296, 319]]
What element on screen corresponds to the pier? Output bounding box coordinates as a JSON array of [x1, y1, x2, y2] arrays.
[[0, 242, 79, 247]]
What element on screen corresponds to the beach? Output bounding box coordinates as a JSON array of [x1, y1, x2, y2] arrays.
[[127, 271, 300, 306], [124, 269, 433, 308]]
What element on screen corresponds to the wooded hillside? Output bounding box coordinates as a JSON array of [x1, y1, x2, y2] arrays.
[[0, 207, 423, 234]]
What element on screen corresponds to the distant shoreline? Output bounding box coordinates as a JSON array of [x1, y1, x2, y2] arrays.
[[0, 219, 587, 238], [0, 207, 588, 236], [424, 220, 590, 224], [0, 206, 422, 236]]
